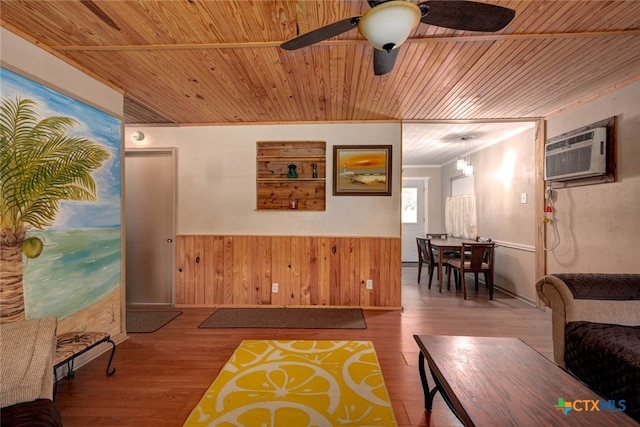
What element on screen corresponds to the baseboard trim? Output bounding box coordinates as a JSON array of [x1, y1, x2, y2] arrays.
[[494, 285, 536, 307]]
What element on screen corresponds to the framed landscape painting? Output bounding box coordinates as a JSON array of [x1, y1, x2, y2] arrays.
[[333, 145, 392, 196]]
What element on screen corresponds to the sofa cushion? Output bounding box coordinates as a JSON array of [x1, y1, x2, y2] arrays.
[[565, 321, 640, 422], [554, 273, 640, 300]]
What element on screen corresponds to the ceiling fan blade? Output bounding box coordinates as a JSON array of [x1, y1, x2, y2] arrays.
[[281, 16, 361, 50], [419, 0, 515, 32], [373, 48, 399, 76]]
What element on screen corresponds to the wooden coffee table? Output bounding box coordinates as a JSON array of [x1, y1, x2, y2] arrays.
[[413, 335, 637, 426]]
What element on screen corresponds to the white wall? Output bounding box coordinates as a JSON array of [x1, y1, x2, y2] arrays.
[[545, 80, 640, 273], [125, 124, 402, 237], [475, 128, 537, 301], [0, 28, 123, 118], [474, 129, 537, 245]]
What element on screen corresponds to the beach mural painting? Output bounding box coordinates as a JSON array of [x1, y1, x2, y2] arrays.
[[333, 145, 392, 196], [0, 67, 122, 336]]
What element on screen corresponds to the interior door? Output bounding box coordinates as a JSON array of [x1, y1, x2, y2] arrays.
[[125, 149, 175, 305], [401, 179, 426, 262]]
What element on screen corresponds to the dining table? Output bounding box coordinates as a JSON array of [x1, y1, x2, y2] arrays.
[[429, 237, 474, 291]]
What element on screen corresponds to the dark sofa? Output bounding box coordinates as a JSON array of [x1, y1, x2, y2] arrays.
[[536, 273, 640, 422], [1, 398, 63, 427]]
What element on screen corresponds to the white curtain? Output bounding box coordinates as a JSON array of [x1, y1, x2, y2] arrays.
[[445, 195, 477, 239]]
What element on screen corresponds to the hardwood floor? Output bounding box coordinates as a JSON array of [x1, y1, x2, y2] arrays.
[[54, 265, 553, 426]]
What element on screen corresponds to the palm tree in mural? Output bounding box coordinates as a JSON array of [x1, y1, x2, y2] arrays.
[[0, 96, 110, 323]]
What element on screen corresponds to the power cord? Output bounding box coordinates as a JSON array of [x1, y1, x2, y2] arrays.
[[539, 185, 560, 251]]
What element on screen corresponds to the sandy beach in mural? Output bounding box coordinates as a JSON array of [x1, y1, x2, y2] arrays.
[[56, 286, 122, 337]]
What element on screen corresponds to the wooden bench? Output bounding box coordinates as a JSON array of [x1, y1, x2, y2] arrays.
[[53, 331, 116, 395]]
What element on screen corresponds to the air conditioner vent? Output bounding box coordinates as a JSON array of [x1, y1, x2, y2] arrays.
[[546, 130, 595, 152]]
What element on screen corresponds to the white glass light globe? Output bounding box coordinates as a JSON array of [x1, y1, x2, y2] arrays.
[[358, 1, 421, 52]]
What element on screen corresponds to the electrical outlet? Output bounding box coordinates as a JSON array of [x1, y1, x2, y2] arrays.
[[521, 193, 527, 204], [366, 279, 373, 290], [271, 283, 279, 293]]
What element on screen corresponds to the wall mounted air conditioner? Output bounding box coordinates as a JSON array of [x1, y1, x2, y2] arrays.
[[544, 127, 607, 181]]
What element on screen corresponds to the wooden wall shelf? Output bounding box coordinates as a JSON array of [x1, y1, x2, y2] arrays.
[[257, 141, 326, 210]]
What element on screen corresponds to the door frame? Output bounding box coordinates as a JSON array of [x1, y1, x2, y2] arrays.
[[124, 147, 178, 305]]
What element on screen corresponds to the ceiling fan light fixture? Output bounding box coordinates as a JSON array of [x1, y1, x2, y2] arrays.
[[358, 1, 421, 52]]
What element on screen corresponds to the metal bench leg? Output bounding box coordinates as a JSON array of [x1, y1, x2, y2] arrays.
[[66, 359, 76, 379], [105, 338, 116, 376]]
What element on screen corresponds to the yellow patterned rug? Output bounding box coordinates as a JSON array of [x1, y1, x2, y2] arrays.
[[183, 340, 397, 426]]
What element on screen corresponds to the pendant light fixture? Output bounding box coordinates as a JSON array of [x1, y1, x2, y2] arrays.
[[455, 135, 474, 175], [461, 136, 474, 176], [456, 137, 466, 171]]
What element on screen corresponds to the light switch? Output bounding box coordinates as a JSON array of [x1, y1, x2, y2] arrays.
[[521, 193, 527, 204]]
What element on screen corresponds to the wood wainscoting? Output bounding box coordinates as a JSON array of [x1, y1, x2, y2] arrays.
[[175, 235, 401, 309]]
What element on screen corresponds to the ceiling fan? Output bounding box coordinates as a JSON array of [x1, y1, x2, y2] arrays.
[[281, 0, 516, 75]]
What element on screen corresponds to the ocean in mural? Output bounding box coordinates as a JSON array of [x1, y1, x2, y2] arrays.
[[23, 228, 121, 319]]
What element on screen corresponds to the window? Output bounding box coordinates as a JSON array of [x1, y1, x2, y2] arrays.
[[402, 187, 417, 223]]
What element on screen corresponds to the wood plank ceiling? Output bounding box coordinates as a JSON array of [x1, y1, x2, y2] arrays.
[[1, 0, 639, 129]]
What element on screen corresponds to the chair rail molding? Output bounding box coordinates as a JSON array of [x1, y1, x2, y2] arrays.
[[494, 240, 535, 253]]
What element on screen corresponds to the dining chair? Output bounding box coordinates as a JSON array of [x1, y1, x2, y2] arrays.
[[474, 237, 492, 285], [416, 237, 448, 290], [446, 242, 495, 300], [456, 236, 492, 287]]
